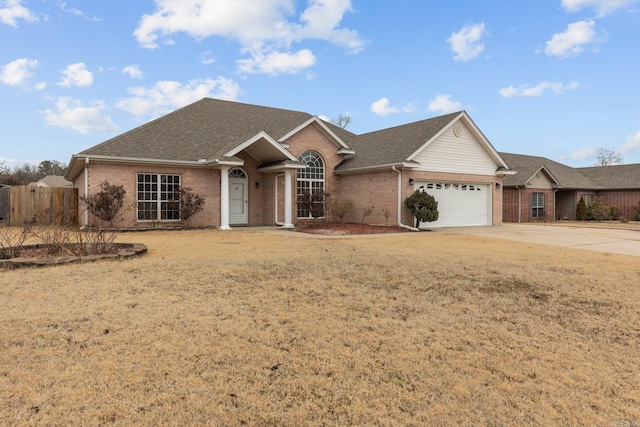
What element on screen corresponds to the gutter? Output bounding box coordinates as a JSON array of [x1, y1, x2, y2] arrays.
[[84, 157, 89, 227], [392, 166, 419, 231]]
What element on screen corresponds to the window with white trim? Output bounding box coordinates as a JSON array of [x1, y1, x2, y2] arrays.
[[297, 151, 325, 218], [531, 192, 545, 218], [137, 173, 181, 221]]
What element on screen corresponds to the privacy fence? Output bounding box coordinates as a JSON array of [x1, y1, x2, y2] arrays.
[[0, 186, 78, 226]]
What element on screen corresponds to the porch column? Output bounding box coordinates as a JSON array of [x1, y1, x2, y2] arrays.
[[283, 169, 294, 228], [220, 166, 231, 230]]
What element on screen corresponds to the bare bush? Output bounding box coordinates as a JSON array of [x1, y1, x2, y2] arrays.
[[329, 199, 354, 224], [0, 223, 33, 259], [361, 205, 374, 223], [80, 181, 127, 227]]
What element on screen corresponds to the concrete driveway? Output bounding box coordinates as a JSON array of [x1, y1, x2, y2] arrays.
[[434, 224, 640, 257]]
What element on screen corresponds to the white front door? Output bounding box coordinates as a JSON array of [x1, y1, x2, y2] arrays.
[[229, 175, 248, 225]]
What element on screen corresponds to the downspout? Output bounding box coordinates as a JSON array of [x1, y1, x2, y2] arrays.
[[516, 185, 521, 223], [553, 188, 559, 221], [392, 166, 419, 231], [83, 157, 89, 228]]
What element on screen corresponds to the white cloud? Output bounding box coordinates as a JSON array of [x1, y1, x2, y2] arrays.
[[617, 131, 640, 153], [132, 0, 364, 75], [237, 49, 316, 75], [447, 22, 486, 62], [200, 51, 216, 65], [59, 62, 94, 87], [370, 98, 399, 116], [0, 0, 38, 26], [42, 97, 118, 134], [0, 58, 38, 85], [561, 0, 639, 16], [565, 145, 598, 160], [499, 81, 579, 98], [428, 94, 462, 113], [122, 65, 143, 79], [57, 1, 82, 16], [544, 20, 605, 58], [117, 77, 241, 117]]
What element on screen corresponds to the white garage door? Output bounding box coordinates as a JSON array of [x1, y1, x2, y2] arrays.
[[415, 182, 491, 228]]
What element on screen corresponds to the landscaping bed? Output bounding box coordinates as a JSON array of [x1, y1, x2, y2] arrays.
[[297, 222, 412, 235]]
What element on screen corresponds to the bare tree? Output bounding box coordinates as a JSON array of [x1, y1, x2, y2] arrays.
[[332, 113, 352, 129], [594, 148, 622, 166]]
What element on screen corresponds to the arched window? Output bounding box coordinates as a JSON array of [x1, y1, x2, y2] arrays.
[[297, 151, 325, 218], [229, 168, 247, 178]]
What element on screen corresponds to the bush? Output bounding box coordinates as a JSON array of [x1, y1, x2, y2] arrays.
[[404, 190, 438, 228], [361, 206, 374, 223], [80, 181, 126, 227], [329, 199, 353, 224], [576, 197, 587, 221], [633, 200, 640, 221], [586, 197, 612, 221], [297, 189, 330, 222], [171, 187, 205, 226]]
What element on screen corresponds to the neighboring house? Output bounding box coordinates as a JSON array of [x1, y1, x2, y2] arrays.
[[0, 184, 9, 226], [31, 175, 73, 188], [500, 152, 640, 222], [65, 98, 513, 230]]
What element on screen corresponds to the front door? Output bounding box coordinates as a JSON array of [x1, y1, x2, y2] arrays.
[[229, 169, 248, 225]]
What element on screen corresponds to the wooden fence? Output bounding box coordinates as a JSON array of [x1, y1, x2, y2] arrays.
[[5, 186, 78, 226]]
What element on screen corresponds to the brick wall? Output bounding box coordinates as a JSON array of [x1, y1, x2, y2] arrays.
[[79, 161, 219, 228], [596, 190, 640, 219], [502, 187, 555, 223], [338, 170, 399, 225], [285, 124, 345, 224]]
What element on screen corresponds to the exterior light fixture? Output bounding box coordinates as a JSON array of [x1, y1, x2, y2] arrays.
[[409, 178, 415, 185]]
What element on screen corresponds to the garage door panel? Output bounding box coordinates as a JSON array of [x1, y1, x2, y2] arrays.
[[416, 182, 490, 228]]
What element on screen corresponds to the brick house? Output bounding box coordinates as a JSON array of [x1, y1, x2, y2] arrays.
[[65, 98, 513, 230], [500, 152, 640, 222]]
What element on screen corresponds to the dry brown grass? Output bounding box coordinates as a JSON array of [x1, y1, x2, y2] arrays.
[[1, 228, 639, 426]]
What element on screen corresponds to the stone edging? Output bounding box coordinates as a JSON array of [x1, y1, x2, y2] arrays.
[[0, 243, 147, 270]]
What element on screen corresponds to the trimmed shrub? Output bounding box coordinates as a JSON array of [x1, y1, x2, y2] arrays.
[[404, 190, 439, 228], [576, 197, 587, 221]]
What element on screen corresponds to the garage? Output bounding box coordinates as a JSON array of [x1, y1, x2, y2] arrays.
[[416, 182, 491, 228]]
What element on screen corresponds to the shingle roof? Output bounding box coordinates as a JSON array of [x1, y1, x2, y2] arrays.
[[81, 98, 314, 162], [499, 152, 597, 189], [578, 164, 640, 189], [335, 112, 461, 170]]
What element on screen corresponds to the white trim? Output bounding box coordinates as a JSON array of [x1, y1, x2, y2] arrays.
[[257, 161, 307, 173], [334, 162, 420, 175], [406, 112, 511, 170], [284, 171, 294, 228], [224, 131, 299, 162], [220, 167, 231, 230]]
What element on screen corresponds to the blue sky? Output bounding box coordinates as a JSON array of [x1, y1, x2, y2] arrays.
[[1, 0, 639, 168]]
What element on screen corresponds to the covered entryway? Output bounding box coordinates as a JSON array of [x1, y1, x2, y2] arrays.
[[416, 181, 491, 228], [229, 168, 248, 225]]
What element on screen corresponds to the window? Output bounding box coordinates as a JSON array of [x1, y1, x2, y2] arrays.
[[297, 151, 325, 218], [229, 168, 247, 179], [137, 173, 181, 221], [531, 192, 545, 218]]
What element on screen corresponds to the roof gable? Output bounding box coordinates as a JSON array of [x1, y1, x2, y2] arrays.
[[408, 114, 507, 175]]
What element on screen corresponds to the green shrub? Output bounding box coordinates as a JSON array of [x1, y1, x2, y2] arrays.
[[404, 190, 439, 228]]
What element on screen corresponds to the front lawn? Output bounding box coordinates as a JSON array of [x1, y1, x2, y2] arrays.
[[1, 229, 638, 425]]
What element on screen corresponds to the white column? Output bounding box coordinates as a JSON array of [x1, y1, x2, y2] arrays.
[[283, 170, 294, 228], [220, 167, 231, 230]]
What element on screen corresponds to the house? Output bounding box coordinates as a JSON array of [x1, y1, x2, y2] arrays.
[[65, 98, 513, 230], [500, 152, 640, 222], [30, 175, 73, 188]]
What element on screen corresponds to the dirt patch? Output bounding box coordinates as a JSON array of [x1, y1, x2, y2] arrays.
[[297, 222, 411, 235]]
